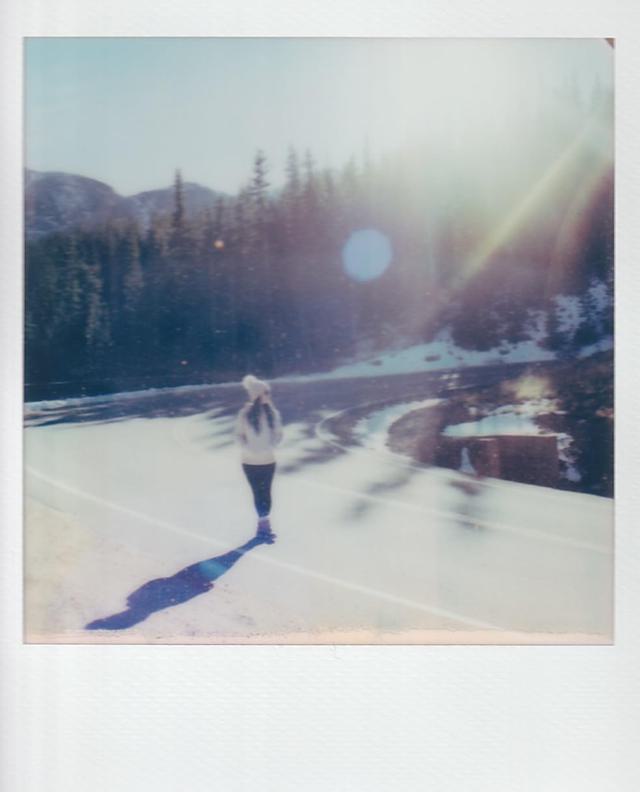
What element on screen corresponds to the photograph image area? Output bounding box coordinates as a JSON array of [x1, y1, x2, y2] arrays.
[[23, 38, 613, 644]]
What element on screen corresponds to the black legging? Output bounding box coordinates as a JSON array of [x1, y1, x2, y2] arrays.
[[242, 463, 276, 518]]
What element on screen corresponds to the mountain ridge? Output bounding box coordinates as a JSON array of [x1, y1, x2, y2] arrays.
[[24, 169, 226, 239]]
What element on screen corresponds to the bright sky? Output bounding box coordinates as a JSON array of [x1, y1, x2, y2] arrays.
[[25, 38, 613, 196]]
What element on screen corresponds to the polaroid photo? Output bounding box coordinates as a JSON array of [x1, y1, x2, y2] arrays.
[[2, 2, 639, 791], [23, 36, 614, 645]]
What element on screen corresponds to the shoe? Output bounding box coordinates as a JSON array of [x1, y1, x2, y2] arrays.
[[257, 517, 276, 542]]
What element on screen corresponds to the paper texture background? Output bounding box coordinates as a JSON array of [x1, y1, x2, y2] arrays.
[[2, 1, 639, 789]]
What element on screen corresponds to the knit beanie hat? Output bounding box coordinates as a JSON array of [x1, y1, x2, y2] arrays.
[[242, 374, 270, 401]]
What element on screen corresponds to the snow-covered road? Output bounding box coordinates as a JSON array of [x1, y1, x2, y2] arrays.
[[24, 373, 613, 644]]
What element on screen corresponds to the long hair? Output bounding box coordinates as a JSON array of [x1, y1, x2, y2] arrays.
[[246, 397, 275, 434]]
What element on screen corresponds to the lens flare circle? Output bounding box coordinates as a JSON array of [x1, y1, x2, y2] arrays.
[[342, 228, 392, 282]]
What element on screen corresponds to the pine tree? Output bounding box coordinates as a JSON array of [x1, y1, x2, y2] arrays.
[[170, 168, 187, 255], [246, 150, 276, 371], [283, 146, 301, 245], [301, 149, 320, 223], [56, 234, 104, 378], [123, 226, 144, 314], [24, 236, 62, 390], [249, 150, 270, 254], [84, 254, 111, 373]]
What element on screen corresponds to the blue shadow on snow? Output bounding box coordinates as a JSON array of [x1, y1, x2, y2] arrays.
[[85, 532, 274, 631]]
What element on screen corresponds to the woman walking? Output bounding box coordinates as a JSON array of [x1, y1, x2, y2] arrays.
[[235, 375, 283, 537]]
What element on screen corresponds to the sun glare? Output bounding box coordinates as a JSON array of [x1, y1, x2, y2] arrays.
[[342, 229, 393, 282]]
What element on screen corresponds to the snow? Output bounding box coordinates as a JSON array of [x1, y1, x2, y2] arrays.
[[551, 284, 613, 350], [351, 397, 583, 486], [443, 400, 561, 439], [295, 330, 556, 380], [26, 382, 225, 412], [25, 302, 613, 410], [442, 400, 584, 484], [280, 326, 609, 385], [588, 277, 610, 315], [24, 395, 613, 644], [554, 294, 583, 335], [556, 432, 582, 482], [578, 336, 614, 358], [353, 399, 441, 451], [444, 411, 541, 437], [523, 309, 547, 343], [458, 447, 477, 475]]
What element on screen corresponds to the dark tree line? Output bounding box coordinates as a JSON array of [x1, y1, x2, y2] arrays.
[[25, 80, 613, 398]]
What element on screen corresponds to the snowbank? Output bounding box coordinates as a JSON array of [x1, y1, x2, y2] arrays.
[[353, 399, 441, 452], [280, 330, 611, 385], [25, 382, 224, 412]]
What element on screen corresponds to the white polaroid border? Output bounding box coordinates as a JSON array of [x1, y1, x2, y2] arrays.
[[2, 2, 639, 790]]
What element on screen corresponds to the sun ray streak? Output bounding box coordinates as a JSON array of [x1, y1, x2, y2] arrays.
[[458, 122, 601, 288]]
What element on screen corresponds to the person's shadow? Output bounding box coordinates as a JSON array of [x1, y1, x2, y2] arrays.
[[85, 532, 275, 631]]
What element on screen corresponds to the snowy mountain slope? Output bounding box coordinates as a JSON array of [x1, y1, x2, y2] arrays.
[[25, 170, 123, 238], [25, 169, 224, 238], [121, 182, 224, 232]]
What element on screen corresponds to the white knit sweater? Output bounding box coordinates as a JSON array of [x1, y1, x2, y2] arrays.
[[235, 404, 283, 464]]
